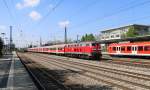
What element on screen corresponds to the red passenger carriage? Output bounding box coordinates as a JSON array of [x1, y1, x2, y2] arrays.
[[108, 42, 150, 56], [28, 41, 101, 59]]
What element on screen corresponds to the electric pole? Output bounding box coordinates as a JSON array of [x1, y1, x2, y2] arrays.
[[10, 26, 13, 53], [65, 26, 67, 44], [40, 37, 42, 46], [77, 34, 79, 43]]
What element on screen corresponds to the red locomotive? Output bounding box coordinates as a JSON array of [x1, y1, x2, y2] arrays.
[[108, 41, 150, 56], [28, 41, 101, 59]]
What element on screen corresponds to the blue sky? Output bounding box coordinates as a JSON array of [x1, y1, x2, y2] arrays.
[[0, 0, 150, 47]]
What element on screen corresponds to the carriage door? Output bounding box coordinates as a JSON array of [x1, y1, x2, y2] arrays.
[[116, 46, 121, 54], [132, 46, 137, 55]]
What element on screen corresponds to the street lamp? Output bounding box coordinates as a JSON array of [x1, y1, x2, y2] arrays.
[[1, 33, 6, 43]]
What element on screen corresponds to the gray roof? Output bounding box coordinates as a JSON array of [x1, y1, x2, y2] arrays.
[[101, 24, 150, 33]]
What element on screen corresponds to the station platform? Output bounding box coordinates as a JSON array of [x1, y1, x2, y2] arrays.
[[0, 52, 37, 90]]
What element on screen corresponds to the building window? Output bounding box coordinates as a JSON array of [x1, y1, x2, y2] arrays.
[[111, 35, 114, 38], [116, 35, 119, 37]]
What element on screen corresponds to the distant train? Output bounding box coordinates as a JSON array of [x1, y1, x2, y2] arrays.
[[108, 42, 150, 57], [28, 41, 101, 59]]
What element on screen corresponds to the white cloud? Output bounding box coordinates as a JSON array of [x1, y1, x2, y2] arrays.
[[16, 3, 23, 9], [29, 11, 42, 21], [58, 20, 70, 28], [16, 0, 40, 9]]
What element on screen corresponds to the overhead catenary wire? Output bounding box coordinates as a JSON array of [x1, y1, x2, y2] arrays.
[[25, 0, 64, 38], [37, 0, 64, 25], [2, 0, 15, 24], [67, 0, 100, 19], [97, 15, 150, 32], [27, 0, 64, 45], [70, 0, 150, 29]]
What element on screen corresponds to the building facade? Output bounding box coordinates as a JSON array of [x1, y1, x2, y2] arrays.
[[100, 24, 150, 41], [100, 24, 150, 52]]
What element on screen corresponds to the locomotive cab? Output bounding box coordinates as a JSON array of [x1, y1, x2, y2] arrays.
[[91, 42, 101, 60]]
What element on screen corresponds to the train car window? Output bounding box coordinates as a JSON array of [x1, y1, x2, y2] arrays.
[[127, 46, 131, 51], [92, 43, 96, 46], [119, 47, 121, 51], [121, 47, 125, 51], [80, 49, 81, 51], [116, 47, 118, 51], [113, 47, 116, 51], [144, 46, 150, 51], [138, 46, 143, 51], [58, 48, 60, 50], [135, 47, 137, 51], [86, 44, 89, 46]]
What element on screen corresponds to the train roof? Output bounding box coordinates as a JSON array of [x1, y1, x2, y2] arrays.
[[28, 41, 99, 49], [109, 41, 150, 46], [28, 44, 66, 49]]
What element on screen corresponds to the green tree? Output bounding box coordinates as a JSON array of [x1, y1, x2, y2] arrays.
[[81, 36, 85, 41], [85, 34, 88, 41], [126, 26, 138, 37], [89, 34, 96, 41], [81, 33, 96, 41], [0, 38, 3, 56]]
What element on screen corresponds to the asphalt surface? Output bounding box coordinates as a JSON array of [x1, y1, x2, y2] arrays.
[[0, 55, 12, 88], [0, 52, 37, 90]]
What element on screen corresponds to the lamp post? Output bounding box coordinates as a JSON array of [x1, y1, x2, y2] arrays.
[[5, 37, 8, 54], [1, 33, 6, 43]]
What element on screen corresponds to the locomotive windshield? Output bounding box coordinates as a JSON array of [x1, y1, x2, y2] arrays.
[[92, 43, 99, 46]]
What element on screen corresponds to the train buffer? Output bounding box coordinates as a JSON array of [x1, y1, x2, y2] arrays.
[[0, 51, 37, 90]]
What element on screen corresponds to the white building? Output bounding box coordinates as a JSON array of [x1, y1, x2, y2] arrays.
[[100, 24, 150, 41]]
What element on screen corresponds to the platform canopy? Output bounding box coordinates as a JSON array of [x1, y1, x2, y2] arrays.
[[100, 35, 150, 44]]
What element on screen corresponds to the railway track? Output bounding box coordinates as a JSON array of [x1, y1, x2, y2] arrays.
[[103, 58, 150, 68], [17, 53, 70, 90], [25, 53, 150, 90], [33, 53, 150, 75], [102, 55, 150, 68]]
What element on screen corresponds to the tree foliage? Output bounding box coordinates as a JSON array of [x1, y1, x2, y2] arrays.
[[81, 33, 96, 41], [0, 38, 3, 56], [126, 26, 138, 37]]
